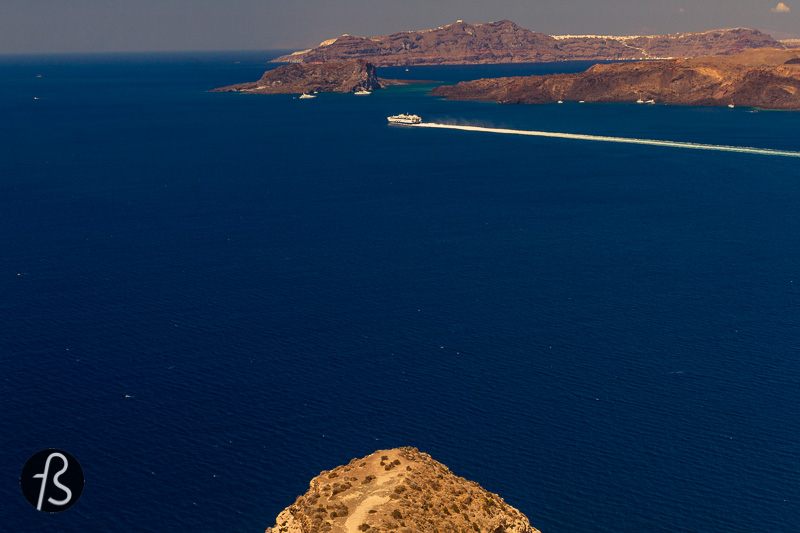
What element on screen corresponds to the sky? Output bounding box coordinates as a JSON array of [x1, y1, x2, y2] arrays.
[[0, 0, 797, 54]]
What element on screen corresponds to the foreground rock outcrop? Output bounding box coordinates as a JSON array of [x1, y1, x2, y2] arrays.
[[430, 48, 800, 109], [212, 60, 382, 94], [265, 447, 540, 533], [273, 20, 784, 66]]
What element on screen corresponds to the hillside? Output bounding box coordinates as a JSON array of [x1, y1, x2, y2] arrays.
[[212, 60, 381, 94], [272, 20, 784, 66], [264, 447, 540, 533], [430, 48, 800, 109]]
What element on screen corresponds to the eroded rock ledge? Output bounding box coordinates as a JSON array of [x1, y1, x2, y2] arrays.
[[430, 48, 800, 109], [265, 447, 540, 533]]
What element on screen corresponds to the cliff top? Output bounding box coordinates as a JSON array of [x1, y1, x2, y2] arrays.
[[265, 447, 539, 533]]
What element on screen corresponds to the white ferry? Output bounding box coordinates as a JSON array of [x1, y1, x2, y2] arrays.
[[387, 113, 422, 125], [354, 89, 372, 95], [299, 93, 316, 99]]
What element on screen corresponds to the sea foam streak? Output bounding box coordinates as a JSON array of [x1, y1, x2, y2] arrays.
[[415, 123, 800, 158]]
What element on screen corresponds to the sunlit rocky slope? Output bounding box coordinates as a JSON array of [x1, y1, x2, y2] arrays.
[[265, 447, 540, 533]]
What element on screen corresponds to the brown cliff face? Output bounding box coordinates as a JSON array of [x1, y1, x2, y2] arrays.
[[264, 447, 540, 533], [212, 60, 380, 94], [275, 20, 561, 66], [556, 27, 783, 60], [430, 48, 800, 109], [272, 20, 785, 66]]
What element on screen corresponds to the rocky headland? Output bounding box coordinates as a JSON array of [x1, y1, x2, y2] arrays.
[[212, 59, 389, 94], [264, 447, 540, 533], [430, 48, 800, 109], [272, 19, 784, 67]]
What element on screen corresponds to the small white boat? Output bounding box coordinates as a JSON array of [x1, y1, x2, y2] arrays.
[[645, 99, 656, 104], [354, 89, 371, 95], [728, 103, 735, 108], [557, 100, 564, 104], [299, 93, 316, 99]]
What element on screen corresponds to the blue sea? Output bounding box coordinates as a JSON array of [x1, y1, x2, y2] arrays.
[[2, 51, 799, 532]]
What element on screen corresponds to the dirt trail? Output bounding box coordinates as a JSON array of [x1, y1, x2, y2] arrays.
[[344, 494, 391, 533]]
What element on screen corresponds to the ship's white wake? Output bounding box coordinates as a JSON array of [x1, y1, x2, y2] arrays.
[[414, 123, 800, 158]]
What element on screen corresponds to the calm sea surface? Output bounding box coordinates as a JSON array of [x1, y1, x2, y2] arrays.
[[1, 51, 799, 533]]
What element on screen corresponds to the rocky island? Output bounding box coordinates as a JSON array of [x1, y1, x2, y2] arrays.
[[430, 48, 800, 109], [273, 19, 785, 67], [212, 59, 388, 94], [264, 447, 540, 533]]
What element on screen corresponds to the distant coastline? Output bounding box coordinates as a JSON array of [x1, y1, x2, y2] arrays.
[[430, 48, 800, 110], [273, 20, 787, 67]]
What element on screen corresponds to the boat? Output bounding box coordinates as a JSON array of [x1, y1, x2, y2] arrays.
[[645, 99, 656, 104], [728, 103, 735, 108], [354, 89, 371, 95], [299, 93, 316, 99], [387, 113, 422, 125], [557, 100, 564, 104]]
